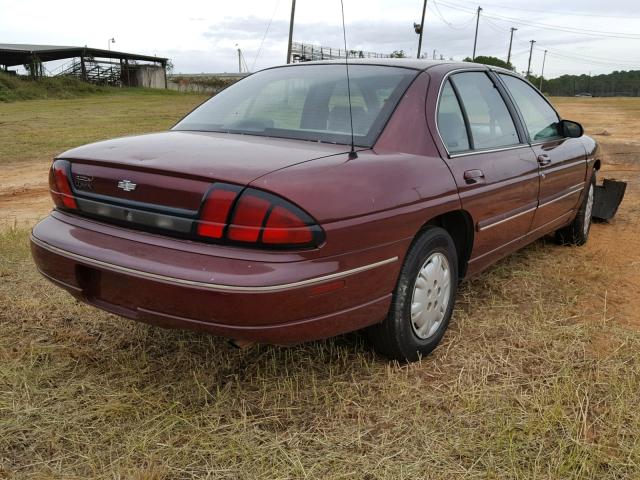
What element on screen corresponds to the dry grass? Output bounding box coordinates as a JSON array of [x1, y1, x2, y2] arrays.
[[2, 227, 640, 479], [0, 72, 108, 103], [0, 89, 208, 164], [1, 94, 640, 478], [0, 90, 208, 228]]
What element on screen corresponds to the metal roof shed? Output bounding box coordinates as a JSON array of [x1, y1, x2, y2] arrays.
[[0, 43, 169, 88]]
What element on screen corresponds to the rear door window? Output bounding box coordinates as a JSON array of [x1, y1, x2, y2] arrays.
[[499, 74, 561, 142], [450, 72, 520, 150], [437, 80, 470, 153]]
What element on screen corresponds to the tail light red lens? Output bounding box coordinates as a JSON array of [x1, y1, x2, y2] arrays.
[[227, 193, 271, 242], [262, 205, 313, 244], [49, 160, 77, 210], [196, 185, 324, 249], [197, 185, 240, 239]]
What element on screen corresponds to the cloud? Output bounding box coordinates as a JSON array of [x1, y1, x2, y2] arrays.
[[1, 0, 637, 76]]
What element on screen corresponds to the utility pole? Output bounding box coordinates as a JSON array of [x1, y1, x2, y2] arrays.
[[539, 49, 547, 90], [506, 27, 517, 66], [432, 49, 436, 60], [238, 48, 242, 73], [417, 0, 428, 59], [286, 0, 296, 64], [472, 6, 482, 60], [526, 40, 535, 80]]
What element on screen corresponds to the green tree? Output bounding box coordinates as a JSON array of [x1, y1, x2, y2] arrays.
[[165, 59, 174, 75], [390, 50, 407, 58], [542, 70, 640, 96], [464, 55, 514, 71]]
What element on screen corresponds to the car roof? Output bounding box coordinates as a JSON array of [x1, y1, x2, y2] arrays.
[[269, 58, 491, 72]]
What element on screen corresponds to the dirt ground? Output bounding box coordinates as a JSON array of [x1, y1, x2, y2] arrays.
[[0, 162, 51, 228], [553, 98, 640, 329]]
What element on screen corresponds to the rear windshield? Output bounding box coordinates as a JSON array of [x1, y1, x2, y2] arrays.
[[173, 64, 418, 148]]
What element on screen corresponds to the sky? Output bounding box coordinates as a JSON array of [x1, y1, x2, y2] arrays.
[[1, 0, 639, 78]]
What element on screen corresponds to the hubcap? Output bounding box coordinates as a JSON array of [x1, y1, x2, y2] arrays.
[[584, 183, 594, 236], [410, 252, 451, 340]]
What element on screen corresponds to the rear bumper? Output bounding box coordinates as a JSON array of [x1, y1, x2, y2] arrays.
[[31, 211, 406, 344]]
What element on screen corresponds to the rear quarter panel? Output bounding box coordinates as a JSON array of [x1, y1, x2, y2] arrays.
[[250, 70, 461, 260]]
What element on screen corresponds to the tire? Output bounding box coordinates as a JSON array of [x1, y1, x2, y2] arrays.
[[367, 226, 458, 362], [555, 172, 596, 246]]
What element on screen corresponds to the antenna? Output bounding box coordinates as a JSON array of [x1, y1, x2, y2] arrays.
[[340, 0, 357, 159]]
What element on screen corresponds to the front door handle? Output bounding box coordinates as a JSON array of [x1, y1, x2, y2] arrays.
[[463, 169, 485, 185], [537, 154, 551, 166]]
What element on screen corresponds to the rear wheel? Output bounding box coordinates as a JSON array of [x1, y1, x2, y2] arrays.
[[555, 172, 595, 246], [367, 226, 458, 362]]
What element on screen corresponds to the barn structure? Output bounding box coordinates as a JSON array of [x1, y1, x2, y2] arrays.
[[0, 43, 169, 88]]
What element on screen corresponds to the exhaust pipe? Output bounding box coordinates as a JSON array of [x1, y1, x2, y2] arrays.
[[228, 338, 255, 350]]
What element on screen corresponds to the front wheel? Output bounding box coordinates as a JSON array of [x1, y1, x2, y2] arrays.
[[367, 226, 458, 362], [556, 173, 595, 246]]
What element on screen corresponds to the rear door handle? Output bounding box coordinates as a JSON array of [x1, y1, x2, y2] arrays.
[[463, 169, 485, 185], [537, 154, 551, 166]]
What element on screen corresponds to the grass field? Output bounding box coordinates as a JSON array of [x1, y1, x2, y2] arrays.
[[0, 90, 208, 227], [1, 92, 639, 479], [0, 72, 113, 103]]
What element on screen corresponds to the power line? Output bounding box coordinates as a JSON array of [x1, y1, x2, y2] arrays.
[[482, 16, 509, 34], [436, 0, 640, 40], [430, 0, 476, 30], [440, 0, 640, 20], [425, 0, 640, 72], [542, 50, 639, 69], [535, 46, 639, 67], [482, 11, 640, 39]]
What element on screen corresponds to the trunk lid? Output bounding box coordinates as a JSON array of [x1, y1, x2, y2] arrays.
[[61, 131, 348, 210]]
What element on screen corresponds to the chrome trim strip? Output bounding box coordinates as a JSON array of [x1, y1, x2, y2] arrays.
[[31, 235, 399, 293], [470, 210, 574, 264], [530, 139, 563, 147], [539, 159, 585, 171], [448, 144, 529, 158], [538, 183, 584, 209], [478, 181, 584, 232], [478, 205, 537, 232]]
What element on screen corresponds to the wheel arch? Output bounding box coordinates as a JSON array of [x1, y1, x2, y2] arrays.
[[421, 209, 474, 279]]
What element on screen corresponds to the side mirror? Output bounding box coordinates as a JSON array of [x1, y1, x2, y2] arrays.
[[559, 119, 583, 138]]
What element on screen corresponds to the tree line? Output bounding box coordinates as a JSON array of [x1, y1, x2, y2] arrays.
[[464, 55, 640, 97], [537, 70, 640, 97]]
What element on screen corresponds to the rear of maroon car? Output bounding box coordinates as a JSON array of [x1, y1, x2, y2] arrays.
[[31, 63, 421, 344]]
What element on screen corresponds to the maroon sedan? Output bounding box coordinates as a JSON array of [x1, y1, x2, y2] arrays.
[[31, 59, 599, 361]]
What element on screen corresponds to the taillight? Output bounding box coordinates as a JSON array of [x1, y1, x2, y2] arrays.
[[49, 160, 77, 210], [196, 185, 241, 239], [227, 193, 271, 242], [196, 185, 324, 249], [262, 205, 313, 244]]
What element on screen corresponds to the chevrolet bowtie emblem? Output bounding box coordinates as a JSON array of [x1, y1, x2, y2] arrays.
[[117, 180, 137, 192]]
